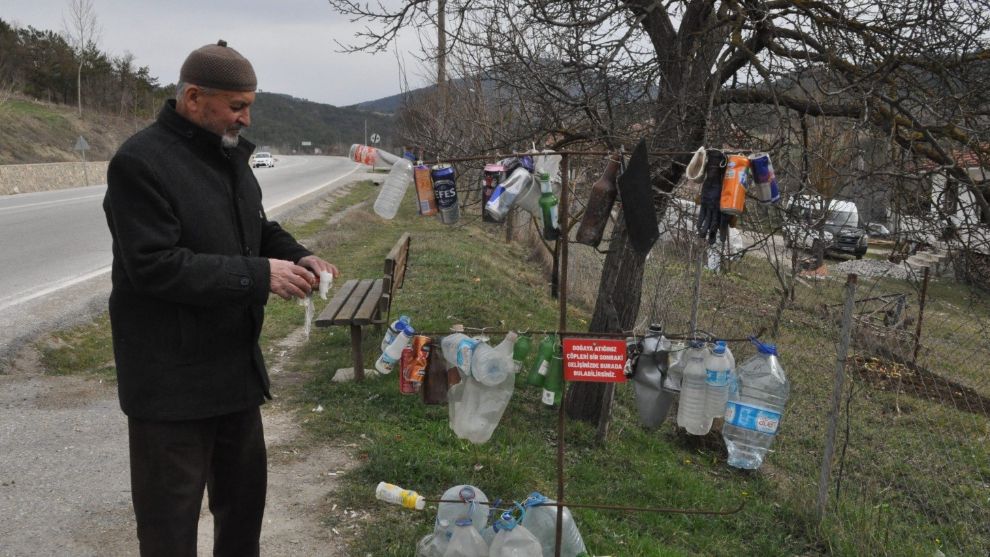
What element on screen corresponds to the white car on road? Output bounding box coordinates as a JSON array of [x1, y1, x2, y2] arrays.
[[252, 152, 275, 168]]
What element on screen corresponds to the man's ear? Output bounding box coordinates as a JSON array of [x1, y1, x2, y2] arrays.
[[179, 85, 202, 113]]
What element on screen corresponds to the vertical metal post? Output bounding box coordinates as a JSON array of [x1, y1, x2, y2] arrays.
[[554, 154, 570, 557], [912, 267, 931, 365], [690, 245, 705, 333], [817, 273, 858, 521]]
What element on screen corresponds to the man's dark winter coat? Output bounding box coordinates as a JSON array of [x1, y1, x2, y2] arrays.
[[103, 100, 312, 421]]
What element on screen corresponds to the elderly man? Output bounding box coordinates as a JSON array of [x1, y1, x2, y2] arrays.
[[103, 40, 336, 556]]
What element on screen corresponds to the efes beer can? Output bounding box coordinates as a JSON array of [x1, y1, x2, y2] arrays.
[[749, 153, 780, 203], [720, 154, 750, 216], [414, 165, 437, 216], [432, 164, 459, 225]]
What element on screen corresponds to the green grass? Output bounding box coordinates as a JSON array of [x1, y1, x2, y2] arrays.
[[30, 179, 990, 556]]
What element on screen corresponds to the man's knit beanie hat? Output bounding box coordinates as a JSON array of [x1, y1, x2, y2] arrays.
[[180, 39, 257, 92]]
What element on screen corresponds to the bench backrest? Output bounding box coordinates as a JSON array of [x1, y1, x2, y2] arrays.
[[381, 232, 411, 318]]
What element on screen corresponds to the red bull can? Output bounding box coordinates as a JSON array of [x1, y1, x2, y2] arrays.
[[749, 153, 780, 203], [482, 164, 503, 222]]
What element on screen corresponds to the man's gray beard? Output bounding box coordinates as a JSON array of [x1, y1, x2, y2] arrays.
[[221, 134, 240, 148]]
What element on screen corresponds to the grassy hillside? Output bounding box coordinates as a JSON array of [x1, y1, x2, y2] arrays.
[[0, 92, 395, 164]]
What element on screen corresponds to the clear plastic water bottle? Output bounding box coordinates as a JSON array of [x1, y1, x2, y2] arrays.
[[436, 485, 491, 540], [663, 340, 686, 393], [374, 158, 414, 219], [519, 492, 588, 557], [723, 340, 790, 469], [443, 518, 489, 556], [441, 332, 480, 376], [453, 352, 517, 444], [676, 341, 712, 435], [485, 166, 532, 221], [416, 531, 446, 557], [375, 322, 413, 375], [704, 341, 733, 419], [489, 512, 542, 557], [470, 333, 517, 386], [381, 315, 411, 352]]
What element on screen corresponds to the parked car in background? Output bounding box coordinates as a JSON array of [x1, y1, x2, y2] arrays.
[[784, 195, 868, 259], [252, 152, 275, 168]]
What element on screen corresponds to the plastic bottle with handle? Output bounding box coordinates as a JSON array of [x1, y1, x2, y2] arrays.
[[489, 511, 542, 557], [443, 518, 489, 556]]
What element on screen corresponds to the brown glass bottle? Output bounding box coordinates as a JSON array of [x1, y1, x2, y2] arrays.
[[421, 342, 449, 404], [575, 155, 621, 247]]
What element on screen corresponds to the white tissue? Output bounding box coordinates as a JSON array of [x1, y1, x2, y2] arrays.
[[300, 295, 314, 338], [319, 271, 333, 300]]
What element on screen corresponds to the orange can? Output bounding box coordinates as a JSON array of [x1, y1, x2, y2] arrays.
[[414, 165, 438, 216], [720, 154, 750, 215]]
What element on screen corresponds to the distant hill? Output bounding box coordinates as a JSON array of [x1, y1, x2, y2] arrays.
[[249, 92, 396, 155]]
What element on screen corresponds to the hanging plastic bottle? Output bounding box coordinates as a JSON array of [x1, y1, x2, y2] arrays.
[[443, 518, 489, 556], [482, 164, 503, 222], [575, 155, 621, 248], [489, 511, 542, 557], [527, 335, 556, 387], [381, 315, 412, 352], [632, 324, 674, 429], [723, 339, 790, 469], [486, 166, 532, 221], [374, 481, 425, 510], [471, 332, 517, 386], [417, 531, 447, 557], [704, 341, 733, 419], [436, 485, 491, 539], [541, 344, 564, 406], [676, 341, 713, 435], [519, 492, 588, 557], [375, 322, 413, 375], [538, 172, 561, 241], [512, 333, 533, 374], [433, 164, 460, 225], [349, 143, 401, 166], [373, 158, 415, 219], [441, 331, 480, 377], [662, 340, 687, 393]]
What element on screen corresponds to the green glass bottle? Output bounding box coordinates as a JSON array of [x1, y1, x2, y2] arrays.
[[527, 334, 556, 387], [512, 333, 533, 374], [538, 172, 560, 241], [542, 343, 564, 406]]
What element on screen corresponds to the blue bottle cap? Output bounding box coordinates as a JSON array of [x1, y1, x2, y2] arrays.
[[712, 341, 727, 355], [750, 336, 777, 356], [455, 518, 473, 527]]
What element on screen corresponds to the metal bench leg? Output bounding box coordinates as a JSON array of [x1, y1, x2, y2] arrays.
[[350, 325, 365, 382]]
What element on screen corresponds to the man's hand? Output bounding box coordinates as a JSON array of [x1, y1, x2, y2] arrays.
[[297, 255, 339, 283], [269, 259, 316, 300]]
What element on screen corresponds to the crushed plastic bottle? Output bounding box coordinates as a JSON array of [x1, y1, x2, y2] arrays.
[[632, 325, 674, 428], [723, 339, 790, 469]]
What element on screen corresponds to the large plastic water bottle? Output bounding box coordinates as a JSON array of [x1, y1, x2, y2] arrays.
[[489, 512, 542, 557], [375, 322, 413, 375], [704, 341, 733, 419], [663, 340, 686, 393], [436, 485, 491, 540], [374, 158, 414, 219], [381, 315, 411, 352], [471, 333, 517, 386], [443, 518, 489, 556], [519, 492, 588, 557], [676, 341, 712, 435], [486, 166, 532, 221], [632, 326, 674, 428], [442, 332, 480, 376], [723, 340, 790, 469]]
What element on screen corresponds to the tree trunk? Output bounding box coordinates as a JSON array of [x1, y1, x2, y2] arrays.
[[77, 63, 83, 117]]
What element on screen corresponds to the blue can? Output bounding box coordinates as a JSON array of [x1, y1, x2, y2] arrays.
[[749, 153, 780, 203], [431, 164, 459, 224]]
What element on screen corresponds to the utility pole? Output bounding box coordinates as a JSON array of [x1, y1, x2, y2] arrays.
[[437, 0, 447, 106], [364, 119, 368, 146]]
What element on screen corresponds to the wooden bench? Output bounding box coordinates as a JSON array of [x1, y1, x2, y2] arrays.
[[315, 233, 411, 381]]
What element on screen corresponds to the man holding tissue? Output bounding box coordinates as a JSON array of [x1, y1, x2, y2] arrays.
[[102, 39, 337, 557]]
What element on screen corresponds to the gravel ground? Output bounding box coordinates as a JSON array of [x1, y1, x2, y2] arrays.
[[833, 258, 913, 280]]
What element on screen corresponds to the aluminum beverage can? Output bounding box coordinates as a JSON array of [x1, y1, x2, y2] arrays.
[[399, 346, 416, 394], [720, 154, 750, 215], [482, 164, 503, 222], [749, 153, 780, 203], [431, 164, 459, 224], [414, 165, 437, 216]]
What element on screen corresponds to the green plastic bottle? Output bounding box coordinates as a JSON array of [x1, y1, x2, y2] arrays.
[[527, 334, 556, 387], [538, 172, 560, 241], [542, 344, 564, 406], [512, 333, 533, 374]]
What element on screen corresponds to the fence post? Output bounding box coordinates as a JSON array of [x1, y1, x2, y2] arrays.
[[817, 273, 858, 522], [912, 266, 931, 365]]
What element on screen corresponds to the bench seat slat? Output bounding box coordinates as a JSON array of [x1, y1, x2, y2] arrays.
[[332, 279, 376, 325], [353, 279, 384, 325], [315, 279, 359, 326]]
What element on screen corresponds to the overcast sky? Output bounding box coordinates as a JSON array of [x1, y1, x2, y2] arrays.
[[4, 0, 429, 106]]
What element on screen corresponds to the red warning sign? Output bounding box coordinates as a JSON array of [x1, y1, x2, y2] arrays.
[[563, 338, 627, 383]]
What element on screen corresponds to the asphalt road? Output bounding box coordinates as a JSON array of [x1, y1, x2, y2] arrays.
[[0, 155, 361, 363]]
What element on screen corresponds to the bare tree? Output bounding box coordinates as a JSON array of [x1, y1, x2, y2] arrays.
[[63, 0, 100, 117], [328, 0, 990, 422]]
